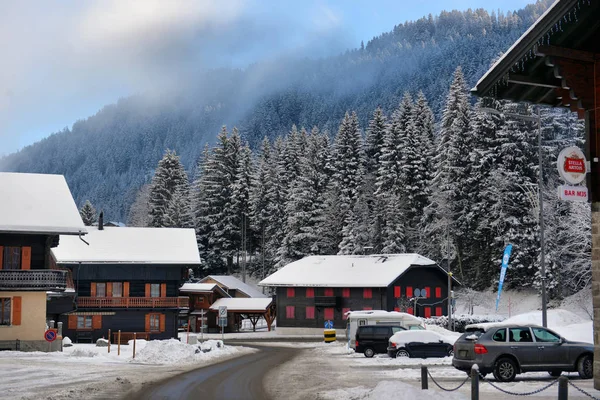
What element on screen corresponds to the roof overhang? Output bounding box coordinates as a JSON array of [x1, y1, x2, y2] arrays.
[[472, 0, 600, 117]]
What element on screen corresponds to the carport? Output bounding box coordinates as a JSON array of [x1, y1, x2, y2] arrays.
[[210, 298, 276, 332]]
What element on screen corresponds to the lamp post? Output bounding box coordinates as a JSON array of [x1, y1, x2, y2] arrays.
[[480, 107, 547, 328]]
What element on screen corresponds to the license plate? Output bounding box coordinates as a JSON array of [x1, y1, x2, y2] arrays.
[[459, 350, 468, 357]]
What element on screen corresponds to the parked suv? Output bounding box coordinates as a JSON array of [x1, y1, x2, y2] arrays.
[[355, 325, 406, 357], [452, 324, 593, 382]]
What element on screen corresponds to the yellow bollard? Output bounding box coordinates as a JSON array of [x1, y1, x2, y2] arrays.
[[324, 329, 336, 343]]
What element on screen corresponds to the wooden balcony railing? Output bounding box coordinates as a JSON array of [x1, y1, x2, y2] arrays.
[[0, 270, 67, 291], [78, 296, 189, 308]]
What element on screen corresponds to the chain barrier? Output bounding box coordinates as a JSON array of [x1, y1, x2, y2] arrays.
[[426, 370, 470, 392], [479, 373, 560, 396], [568, 380, 600, 400]]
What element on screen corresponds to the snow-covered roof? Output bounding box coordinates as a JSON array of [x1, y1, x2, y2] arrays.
[[259, 254, 438, 287], [0, 172, 86, 235], [202, 275, 267, 298], [180, 283, 220, 293], [52, 227, 201, 265], [345, 310, 422, 324], [209, 298, 273, 312]]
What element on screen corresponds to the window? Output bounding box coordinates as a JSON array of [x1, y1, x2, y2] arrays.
[[391, 327, 404, 334], [149, 314, 160, 332], [3, 247, 20, 269], [306, 288, 314, 298], [285, 306, 295, 319], [112, 282, 123, 297], [424, 307, 431, 318], [324, 288, 334, 297], [532, 327, 561, 343], [342, 288, 350, 298], [342, 308, 350, 319], [406, 287, 413, 298], [324, 308, 334, 320], [150, 284, 160, 298], [435, 307, 442, 317], [77, 316, 93, 329], [435, 287, 442, 298], [509, 327, 533, 342], [0, 298, 11, 325], [363, 288, 372, 299], [287, 288, 295, 298], [493, 329, 507, 342], [394, 286, 401, 298], [96, 283, 106, 297], [306, 306, 315, 319], [424, 287, 431, 298]]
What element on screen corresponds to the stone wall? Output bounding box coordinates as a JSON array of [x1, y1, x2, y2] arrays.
[[592, 203, 600, 389]]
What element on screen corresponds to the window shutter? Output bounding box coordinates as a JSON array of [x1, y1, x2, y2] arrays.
[[160, 283, 167, 298], [145, 314, 151, 332], [425, 287, 431, 298], [159, 314, 166, 332], [435, 287, 442, 298], [68, 315, 77, 329], [394, 286, 401, 298], [0, 246, 3, 270], [90, 283, 97, 297], [21, 247, 31, 270], [435, 307, 443, 317], [124, 282, 130, 297], [406, 287, 413, 298], [12, 296, 22, 325], [424, 307, 431, 318], [145, 284, 151, 298], [286, 287, 295, 298], [306, 288, 314, 298], [106, 283, 113, 298], [92, 315, 102, 329]]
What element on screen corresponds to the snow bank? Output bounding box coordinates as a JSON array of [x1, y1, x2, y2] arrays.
[[503, 309, 585, 328], [133, 339, 244, 365], [554, 321, 593, 343], [319, 380, 466, 399]]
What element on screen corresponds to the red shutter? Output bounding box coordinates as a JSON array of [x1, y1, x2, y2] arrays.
[[407, 307, 414, 315], [342, 308, 351, 319], [324, 308, 334, 320], [406, 287, 413, 298], [12, 296, 21, 325], [21, 247, 31, 270], [435, 307, 443, 317], [394, 286, 401, 298], [106, 283, 113, 298], [425, 287, 431, 298], [342, 288, 350, 298], [324, 288, 334, 296], [306, 288, 314, 298], [394, 307, 400, 312], [68, 315, 77, 329], [145, 314, 151, 332], [0, 246, 3, 269], [306, 306, 315, 319], [424, 307, 432, 318], [287, 288, 295, 298], [160, 283, 167, 298], [363, 288, 372, 299], [435, 287, 442, 298], [159, 314, 166, 332], [124, 282, 130, 297], [92, 315, 102, 329], [145, 284, 151, 297], [285, 306, 295, 319], [363, 306, 372, 311], [90, 283, 97, 297]]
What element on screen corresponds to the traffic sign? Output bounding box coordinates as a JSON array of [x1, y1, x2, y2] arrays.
[[218, 306, 227, 318], [44, 329, 57, 342], [324, 320, 334, 329]]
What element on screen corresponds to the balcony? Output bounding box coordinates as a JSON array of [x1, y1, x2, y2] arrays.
[[0, 270, 68, 291], [77, 296, 189, 309]]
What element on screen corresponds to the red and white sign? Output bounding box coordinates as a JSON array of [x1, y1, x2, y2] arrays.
[[557, 146, 587, 185], [558, 185, 588, 202]]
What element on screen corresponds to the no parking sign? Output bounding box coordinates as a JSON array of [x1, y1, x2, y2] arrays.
[[44, 329, 57, 342]]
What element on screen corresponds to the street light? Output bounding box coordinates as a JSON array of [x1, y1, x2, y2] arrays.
[[480, 107, 547, 328]]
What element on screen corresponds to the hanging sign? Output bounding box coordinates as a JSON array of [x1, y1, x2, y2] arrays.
[[557, 146, 587, 185], [558, 185, 588, 202]]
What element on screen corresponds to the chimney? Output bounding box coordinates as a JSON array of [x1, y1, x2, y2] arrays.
[[98, 211, 104, 230]]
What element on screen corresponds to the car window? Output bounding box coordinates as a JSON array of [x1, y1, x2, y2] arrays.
[[532, 327, 561, 343], [509, 327, 533, 342], [359, 327, 374, 335], [492, 328, 506, 342], [391, 327, 405, 334]]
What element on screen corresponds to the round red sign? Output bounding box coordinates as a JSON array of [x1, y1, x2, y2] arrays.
[[557, 146, 587, 185]]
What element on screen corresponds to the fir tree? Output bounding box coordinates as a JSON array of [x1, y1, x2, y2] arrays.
[[79, 200, 97, 226], [148, 149, 189, 228]]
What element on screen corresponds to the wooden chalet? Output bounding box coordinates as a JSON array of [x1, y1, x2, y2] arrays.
[[51, 222, 199, 343], [0, 172, 86, 351], [259, 254, 459, 334], [470, 0, 600, 386]]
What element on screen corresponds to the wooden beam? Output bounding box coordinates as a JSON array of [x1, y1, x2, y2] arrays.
[[507, 74, 562, 89], [536, 45, 600, 63]]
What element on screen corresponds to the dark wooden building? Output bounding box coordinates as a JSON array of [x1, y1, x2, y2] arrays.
[[259, 254, 459, 333], [0, 172, 86, 351], [51, 224, 200, 343]]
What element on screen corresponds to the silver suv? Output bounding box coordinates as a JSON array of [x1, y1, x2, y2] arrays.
[[452, 323, 593, 382]]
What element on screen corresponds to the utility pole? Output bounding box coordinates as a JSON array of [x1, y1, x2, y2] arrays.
[[446, 224, 453, 331]]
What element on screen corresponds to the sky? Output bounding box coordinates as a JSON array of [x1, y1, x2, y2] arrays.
[[0, 0, 534, 155]]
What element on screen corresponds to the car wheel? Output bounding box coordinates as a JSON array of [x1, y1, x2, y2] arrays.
[[493, 358, 517, 382], [396, 349, 410, 358], [364, 347, 375, 358], [577, 354, 593, 379], [548, 370, 562, 377]]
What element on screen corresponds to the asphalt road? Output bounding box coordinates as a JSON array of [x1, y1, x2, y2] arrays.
[[129, 346, 298, 400]]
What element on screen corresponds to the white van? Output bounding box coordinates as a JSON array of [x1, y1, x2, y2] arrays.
[[345, 310, 425, 349]]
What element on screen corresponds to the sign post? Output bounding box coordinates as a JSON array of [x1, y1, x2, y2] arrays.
[[218, 306, 227, 342]]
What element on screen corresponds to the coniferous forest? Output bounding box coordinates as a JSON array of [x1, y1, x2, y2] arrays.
[[1, 0, 591, 296]]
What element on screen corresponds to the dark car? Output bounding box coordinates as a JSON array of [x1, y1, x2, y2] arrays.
[[452, 324, 594, 382], [355, 325, 406, 357], [387, 330, 454, 358]]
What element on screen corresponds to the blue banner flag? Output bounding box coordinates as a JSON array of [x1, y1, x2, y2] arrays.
[[495, 244, 513, 312]]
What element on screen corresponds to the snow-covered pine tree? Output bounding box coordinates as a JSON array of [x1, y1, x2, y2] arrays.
[[79, 200, 97, 226], [267, 137, 289, 271], [164, 186, 193, 228], [231, 139, 253, 272], [127, 184, 151, 227], [148, 149, 189, 228]]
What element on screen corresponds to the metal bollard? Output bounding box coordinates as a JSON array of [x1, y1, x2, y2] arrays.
[[421, 365, 428, 390], [558, 376, 568, 400], [471, 364, 479, 400]]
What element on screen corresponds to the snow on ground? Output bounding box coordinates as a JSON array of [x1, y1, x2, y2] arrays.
[[319, 380, 466, 400], [0, 339, 255, 400]]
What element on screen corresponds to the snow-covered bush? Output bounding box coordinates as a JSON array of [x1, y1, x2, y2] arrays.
[[423, 314, 505, 333]]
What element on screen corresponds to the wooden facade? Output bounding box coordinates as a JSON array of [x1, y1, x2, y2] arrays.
[[275, 265, 453, 330]]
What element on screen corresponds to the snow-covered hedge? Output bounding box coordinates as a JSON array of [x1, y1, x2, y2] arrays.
[[423, 314, 505, 332]]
